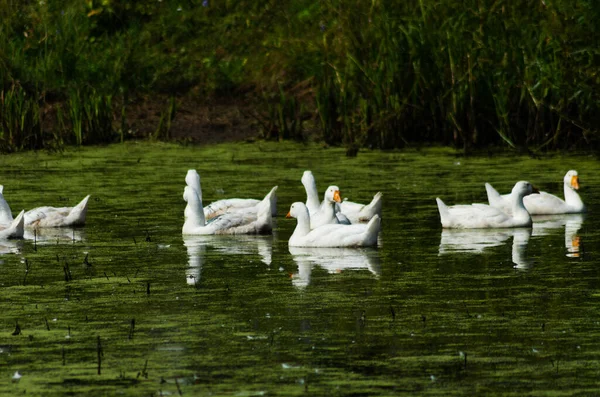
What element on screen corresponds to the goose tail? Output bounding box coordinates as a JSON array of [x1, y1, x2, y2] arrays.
[[436, 198, 449, 228], [5, 210, 25, 239], [67, 195, 90, 226], [363, 214, 381, 246], [360, 192, 383, 221], [269, 187, 278, 216], [257, 187, 277, 233], [259, 186, 278, 217], [485, 183, 504, 208]]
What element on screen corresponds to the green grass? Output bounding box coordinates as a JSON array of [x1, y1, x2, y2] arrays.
[[0, 0, 599, 152]]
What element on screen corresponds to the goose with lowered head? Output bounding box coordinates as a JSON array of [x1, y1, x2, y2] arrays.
[[0, 185, 89, 228], [486, 170, 585, 215], [436, 181, 538, 229], [182, 173, 276, 235], [286, 202, 381, 247], [185, 169, 277, 219]]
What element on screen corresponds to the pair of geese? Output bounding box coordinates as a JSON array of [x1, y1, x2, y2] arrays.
[[436, 170, 586, 229], [0, 186, 90, 239], [182, 170, 383, 247]]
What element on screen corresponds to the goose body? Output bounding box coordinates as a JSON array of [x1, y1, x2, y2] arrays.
[[337, 191, 383, 223], [0, 185, 89, 228], [286, 202, 380, 247], [486, 170, 585, 215], [185, 170, 277, 219], [301, 170, 379, 223], [437, 181, 538, 229], [24, 195, 90, 227], [182, 171, 276, 235]]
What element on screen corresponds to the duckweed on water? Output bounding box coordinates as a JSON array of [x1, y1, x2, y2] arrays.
[[0, 142, 599, 395]]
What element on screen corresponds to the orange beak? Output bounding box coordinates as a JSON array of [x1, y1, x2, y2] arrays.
[[286, 211, 292, 218], [333, 190, 342, 203], [571, 175, 580, 190]]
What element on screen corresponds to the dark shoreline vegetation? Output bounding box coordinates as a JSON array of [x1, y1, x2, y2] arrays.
[[1, 0, 599, 153]]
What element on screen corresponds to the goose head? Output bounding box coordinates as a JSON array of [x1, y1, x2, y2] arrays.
[[564, 170, 580, 190], [511, 181, 539, 198], [287, 202, 308, 219], [324, 186, 342, 204]]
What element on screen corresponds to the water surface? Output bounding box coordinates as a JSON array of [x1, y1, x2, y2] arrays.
[[0, 143, 598, 395]]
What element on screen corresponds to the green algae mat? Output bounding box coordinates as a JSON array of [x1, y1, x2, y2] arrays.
[[0, 142, 599, 396]]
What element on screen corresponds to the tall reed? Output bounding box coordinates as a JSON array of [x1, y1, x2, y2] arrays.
[[0, 0, 598, 152]]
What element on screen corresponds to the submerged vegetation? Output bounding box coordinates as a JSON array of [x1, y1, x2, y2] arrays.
[[0, 0, 599, 152]]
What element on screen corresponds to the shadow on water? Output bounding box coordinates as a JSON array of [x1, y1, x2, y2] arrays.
[[183, 234, 274, 286], [24, 227, 86, 245], [288, 246, 381, 289], [532, 213, 585, 258], [438, 228, 533, 269], [438, 213, 585, 269]]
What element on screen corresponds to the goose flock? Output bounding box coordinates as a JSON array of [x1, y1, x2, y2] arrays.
[[182, 169, 383, 247], [0, 169, 586, 249], [436, 170, 585, 228]]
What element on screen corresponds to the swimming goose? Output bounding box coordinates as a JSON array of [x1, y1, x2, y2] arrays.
[[309, 185, 349, 229], [182, 183, 276, 235], [436, 181, 538, 229], [286, 202, 381, 247], [0, 186, 90, 228], [24, 195, 90, 227], [486, 170, 585, 215], [302, 170, 378, 223], [185, 169, 277, 219]]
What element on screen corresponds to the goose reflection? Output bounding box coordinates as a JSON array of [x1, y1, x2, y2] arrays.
[[183, 235, 274, 286], [24, 227, 85, 245], [439, 228, 532, 269], [0, 239, 23, 255], [288, 246, 381, 289], [532, 214, 584, 258]]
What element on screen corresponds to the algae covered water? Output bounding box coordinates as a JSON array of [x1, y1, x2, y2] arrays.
[[0, 142, 599, 396]]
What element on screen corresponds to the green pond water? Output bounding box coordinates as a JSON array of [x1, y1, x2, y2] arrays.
[[0, 142, 599, 396]]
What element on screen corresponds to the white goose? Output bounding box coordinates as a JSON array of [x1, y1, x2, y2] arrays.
[[436, 181, 538, 229], [309, 185, 349, 229], [0, 185, 90, 228], [302, 170, 380, 223], [337, 191, 383, 223], [185, 169, 277, 219], [286, 202, 381, 247], [24, 196, 90, 227], [486, 170, 585, 215], [182, 182, 276, 235]]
